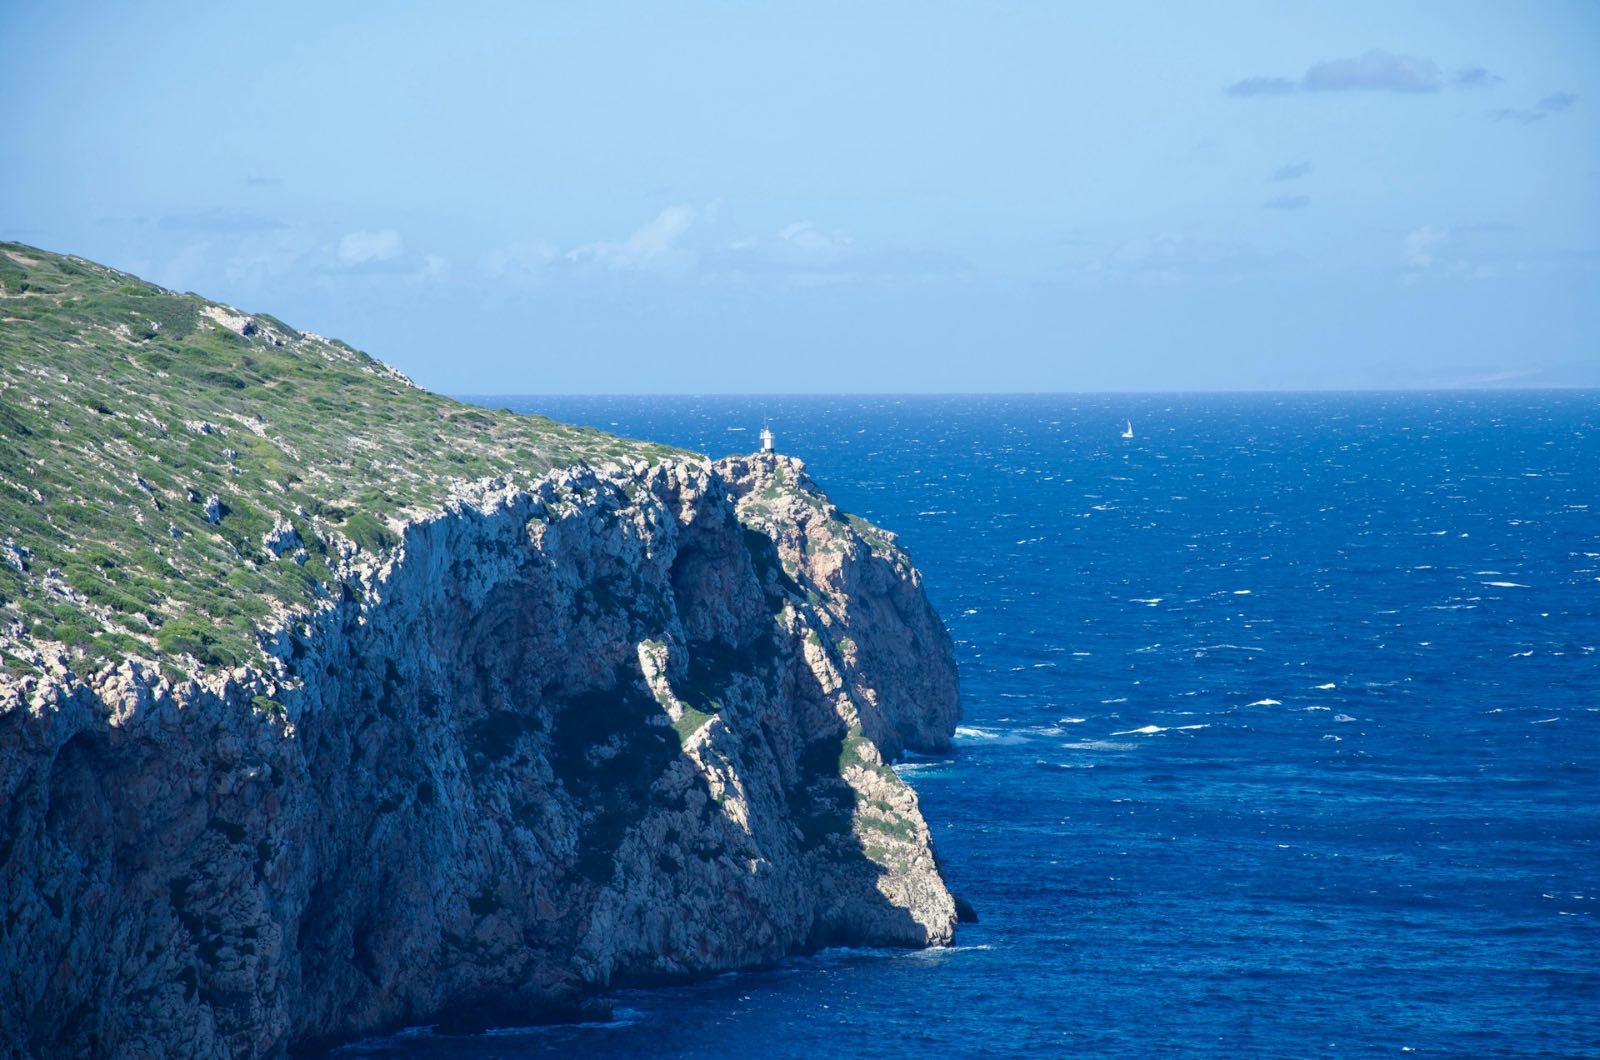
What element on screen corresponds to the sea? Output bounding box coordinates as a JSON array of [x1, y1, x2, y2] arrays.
[[348, 392, 1598, 1058]]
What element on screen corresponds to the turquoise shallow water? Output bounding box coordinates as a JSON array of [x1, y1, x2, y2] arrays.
[[351, 392, 1598, 1058]]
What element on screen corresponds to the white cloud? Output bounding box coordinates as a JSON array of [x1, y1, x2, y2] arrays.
[[483, 207, 705, 282], [567, 205, 696, 270], [1404, 226, 1449, 268], [338, 229, 404, 266], [775, 220, 852, 257]]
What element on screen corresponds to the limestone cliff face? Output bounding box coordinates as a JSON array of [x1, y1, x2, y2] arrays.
[[0, 453, 960, 1057]]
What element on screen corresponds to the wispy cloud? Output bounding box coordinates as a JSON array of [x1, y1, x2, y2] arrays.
[[1404, 225, 1449, 268], [482, 240, 561, 285], [775, 220, 851, 256], [1083, 234, 1302, 282], [337, 229, 404, 266], [566, 204, 698, 271], [1304, 50, 1441, 93], [157, 210, 287, 233], [706, 219, 852, 275], [486, 207, 966, 288], [484, 206, 705, 282], [705, 221, 966, 286], [1453, 66, 1502, 89], [1398, 223, 1592, 283], [313, 229, 445, 279], [1263, 195, 1311, 210], [123, 223, 447, 293], [1269, 161, 1314, 182], [1228, 76, 1297, 97], [1493, 91, 1576, 124], [1229, 50, 1497, 97], [1399, 224, 1515, 282]]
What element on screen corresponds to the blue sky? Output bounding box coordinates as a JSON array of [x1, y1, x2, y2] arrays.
[[2, 1, 1596, 392]]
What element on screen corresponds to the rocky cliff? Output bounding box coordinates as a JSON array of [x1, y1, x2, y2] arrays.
[[0, 246, 961, 1057]]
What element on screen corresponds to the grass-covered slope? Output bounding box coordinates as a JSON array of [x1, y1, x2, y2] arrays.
[[0, 242, 685, 675]]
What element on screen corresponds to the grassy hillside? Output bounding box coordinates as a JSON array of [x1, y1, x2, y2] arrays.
[[0, 243, 685, 676]]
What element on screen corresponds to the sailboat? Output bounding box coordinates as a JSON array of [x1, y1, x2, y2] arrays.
[[1121, 419, 1134, 439]]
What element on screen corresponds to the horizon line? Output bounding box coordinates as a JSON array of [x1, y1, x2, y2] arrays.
[[454, 385, 1600, 398]]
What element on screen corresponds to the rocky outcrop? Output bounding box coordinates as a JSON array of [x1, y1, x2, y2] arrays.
[[0, 453, 960, 1057]]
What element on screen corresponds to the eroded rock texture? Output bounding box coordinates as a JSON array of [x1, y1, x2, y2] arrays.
[[0, 454, 960, 1057]]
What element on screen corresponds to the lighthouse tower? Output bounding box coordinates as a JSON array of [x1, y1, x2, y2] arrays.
[[759, 423, 775, 453]]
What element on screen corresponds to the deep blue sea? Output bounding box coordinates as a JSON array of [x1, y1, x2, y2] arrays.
[[355, 393, 1598, 1058]]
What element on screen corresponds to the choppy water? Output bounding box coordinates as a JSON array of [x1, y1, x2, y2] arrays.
[[354, 393, 1598, 1057]]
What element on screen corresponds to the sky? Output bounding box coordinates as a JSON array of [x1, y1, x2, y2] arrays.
[[2, 1, 1597, 393]]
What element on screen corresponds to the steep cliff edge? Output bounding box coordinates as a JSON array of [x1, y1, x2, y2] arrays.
[[0, 246, 961, 1056]]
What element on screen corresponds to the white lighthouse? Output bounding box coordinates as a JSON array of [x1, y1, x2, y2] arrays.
[[759, 423, 775, 453]]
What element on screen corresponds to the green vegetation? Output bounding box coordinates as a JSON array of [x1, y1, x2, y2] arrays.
[[845, 512, 894, 555], [0, 243, 689, 672], [839, 727, 899, 783], [858, 812, 916, 843], [672, 703, 716, 742], [250, 694, 286, 719]]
